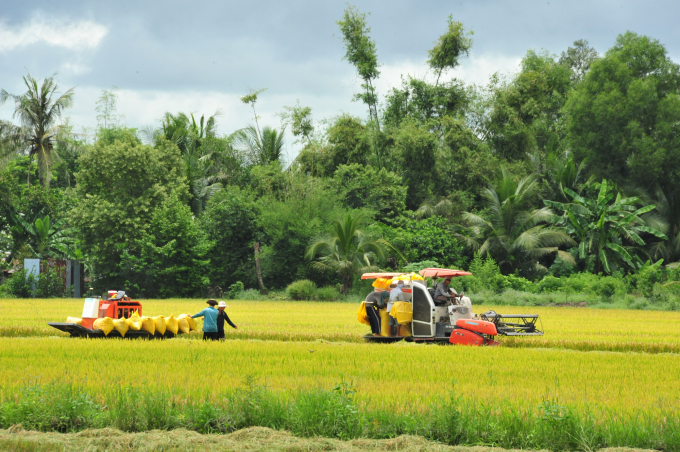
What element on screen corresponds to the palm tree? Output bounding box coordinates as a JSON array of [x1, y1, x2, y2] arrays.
[[416, 198, 454, 219], [545, 151, 592, 202], [233, 125, 285, 166], [641, 186, 680, 264], [305, 212, 393, 293], [0, 74, 75, 187], [456, 168, 575, 275], [143, 111, 225, 215], [547, 180, 668, 273], [154, 111, 218, 153], [0, 120, 22, 169]]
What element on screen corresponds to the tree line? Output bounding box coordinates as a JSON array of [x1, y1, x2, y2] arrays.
[[1, 6, 679, 298]]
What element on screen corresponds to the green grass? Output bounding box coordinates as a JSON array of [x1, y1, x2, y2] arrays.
[[0, 381, 679, 451]]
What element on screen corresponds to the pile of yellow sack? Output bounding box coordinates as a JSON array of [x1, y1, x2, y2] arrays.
[[78, 312, 198, 337], [372, 273, 424, 289], [356, 301, 413, 338]]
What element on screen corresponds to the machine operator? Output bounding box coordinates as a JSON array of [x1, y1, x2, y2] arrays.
[[434, 277, 458, 303]]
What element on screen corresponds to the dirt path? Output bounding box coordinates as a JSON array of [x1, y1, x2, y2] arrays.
[[0, 426, 657, 452]]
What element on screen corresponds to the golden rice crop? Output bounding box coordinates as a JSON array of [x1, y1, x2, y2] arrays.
[[1, 336, 679, 417], [1, 298, 680, 353]]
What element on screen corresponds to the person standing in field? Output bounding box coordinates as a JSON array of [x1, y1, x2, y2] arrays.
[[388, 280, 405, 336], [192, 299, 220, 340], [364, 290, 389, 336], [216, 301, 237, 340]]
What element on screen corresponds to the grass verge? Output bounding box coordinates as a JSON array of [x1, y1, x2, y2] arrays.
[[0, 382, 678, 451]]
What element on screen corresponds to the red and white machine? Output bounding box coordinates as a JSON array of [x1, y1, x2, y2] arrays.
[[80, 291, 142, 329], [360, 268, 543, 346], [48, 291, 179, 339]]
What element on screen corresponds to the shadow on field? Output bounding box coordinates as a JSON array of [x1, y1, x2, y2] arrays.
[[0, 425, 659, 452]]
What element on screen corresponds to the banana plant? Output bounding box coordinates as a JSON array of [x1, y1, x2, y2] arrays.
[[546, 179, 668, 274], [10, 213, 78, 259]]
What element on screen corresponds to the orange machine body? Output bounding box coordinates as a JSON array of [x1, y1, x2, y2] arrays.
[[82, 297, 142, 330], [455, 319, 498, 336], [449, 328, 500, 346]]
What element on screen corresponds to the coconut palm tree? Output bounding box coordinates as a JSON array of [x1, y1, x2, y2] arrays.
[[545, 151, 592, 202], [416, 198, 454, 219], [143, 111, 225, 215], [0, 120, 22, 169], [456, 168, 575, 275], [306, 212, 393, 293], [641, 186, 680, 265], [0, 74, 75, 187], [233, 125, 285, 166]]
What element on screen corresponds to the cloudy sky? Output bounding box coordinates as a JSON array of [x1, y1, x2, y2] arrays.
[[1, 0, 678, 161]]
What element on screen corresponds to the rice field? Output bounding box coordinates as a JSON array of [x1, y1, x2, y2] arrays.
[[2, 296, 680, 450], [2, 298, 680, 353], [2, 335, 680, 416]]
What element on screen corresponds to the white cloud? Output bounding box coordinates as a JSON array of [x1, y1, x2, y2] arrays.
[[455, 54, 523, 86], [0, 16, 108, 52], [373, 53, 523, 93]]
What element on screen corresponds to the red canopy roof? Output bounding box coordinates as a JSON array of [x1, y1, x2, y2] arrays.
[[418, 268, 472, 278], [360, 272, 406, 280]]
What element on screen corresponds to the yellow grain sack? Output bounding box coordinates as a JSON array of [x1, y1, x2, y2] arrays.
[[113, 317, 129, 337], [165, 315, 179, 335], [399, 323, 412, 337], [178, 314, 197, 331], [140, 316, 155, 335], [66, 316, 82, 325], [390, 301, 413, 325], [127, 315, 142, 331], [372, 277, 393, 290], [153, 316, 167, 335], [93, 317, 114, 336], [177, 316, 190, 334], [126, 311, 142, 330], [379, 309, 390, 337], [356, 302, 370, 326]]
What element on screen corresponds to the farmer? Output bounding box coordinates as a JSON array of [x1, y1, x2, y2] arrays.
[[434, 277, 457, 303], [364, 290, 389, 336], [388, 280, 405, 336], [191, 299, 220, 340], [216, 301, 238, 340]]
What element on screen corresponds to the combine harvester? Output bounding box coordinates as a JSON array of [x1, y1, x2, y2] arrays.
[[359, 268, 543, 346], [48, 290, 196, 339]]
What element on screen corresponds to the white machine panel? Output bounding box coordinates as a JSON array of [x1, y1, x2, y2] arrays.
[[82, 298, 99, 318]]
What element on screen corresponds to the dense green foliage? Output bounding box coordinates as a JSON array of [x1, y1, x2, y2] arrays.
[[1, 9, 679, 301]]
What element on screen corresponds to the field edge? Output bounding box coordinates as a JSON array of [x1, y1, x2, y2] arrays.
[[0, 426, 660, 452]]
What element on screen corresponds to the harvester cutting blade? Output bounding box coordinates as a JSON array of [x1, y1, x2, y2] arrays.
[[48, 322, 94, 337], [480, 311, 543, 336]]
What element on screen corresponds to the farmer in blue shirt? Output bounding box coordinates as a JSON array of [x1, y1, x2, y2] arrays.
[[192, 299, 220, 340]]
